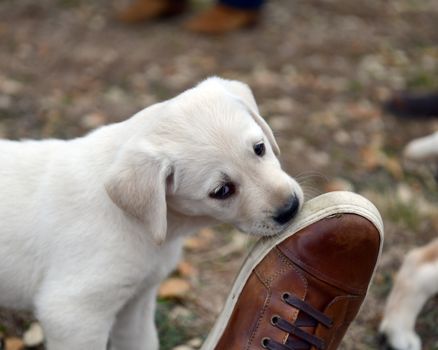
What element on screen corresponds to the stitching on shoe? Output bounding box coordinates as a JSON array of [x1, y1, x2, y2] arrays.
[[255, 248, 307, 290], [274, 248, 309, 293], [246, 289, 272, 350], [254, 268, 271, 290], [253, 248, 309, 347], [279, 242, 366, 295], [274, 248, 309, 344], [259, 249, 293, 288]]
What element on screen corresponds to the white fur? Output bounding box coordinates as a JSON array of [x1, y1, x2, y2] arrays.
[[0, 77, 303, 350], [379, 240, 438, 350], [403, 131, 438, 161], [380, 132, 438, 350]]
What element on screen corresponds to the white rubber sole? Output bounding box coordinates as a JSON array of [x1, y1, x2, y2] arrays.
[[200, 191, 384, 350]]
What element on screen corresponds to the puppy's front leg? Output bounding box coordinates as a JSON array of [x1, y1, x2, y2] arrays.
[[379, 239, 438, 350], [110, 286, 159, 350], [36, 294, 116, 350], [35, 272, 143, 350]]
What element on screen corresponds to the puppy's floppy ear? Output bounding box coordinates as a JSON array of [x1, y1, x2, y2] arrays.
[[245, 107, 281, 156], [219, 78, 281, 156], [105, 142, 172, 245]]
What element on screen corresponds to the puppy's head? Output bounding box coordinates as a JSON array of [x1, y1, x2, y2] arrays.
[[105, 77, 303, 244]]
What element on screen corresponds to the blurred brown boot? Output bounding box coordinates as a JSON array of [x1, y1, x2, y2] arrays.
[[184, 4, 259, 34], [118, 0, 187, 23]]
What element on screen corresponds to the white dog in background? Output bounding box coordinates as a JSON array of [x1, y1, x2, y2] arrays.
[[379, 132, 438, 350], [0, 77, 303, 350]]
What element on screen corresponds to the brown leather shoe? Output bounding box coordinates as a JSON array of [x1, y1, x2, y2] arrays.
[[184, 4, 259, 34], [117, 0, 186, 23], [201, 191, 383, 350]]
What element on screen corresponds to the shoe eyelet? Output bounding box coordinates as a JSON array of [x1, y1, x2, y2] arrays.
[[261, 337, 270, 348], [282, 292, 290, 301], [271, 315, 280, 326]]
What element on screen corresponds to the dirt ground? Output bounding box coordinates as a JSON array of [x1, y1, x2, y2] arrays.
[[0, 0, 437, 349]]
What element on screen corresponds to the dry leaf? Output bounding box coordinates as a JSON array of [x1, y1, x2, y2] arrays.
[[159, 278, 190, 299], [361, 146, 381, 170], [198, 228, 215, 240], [184, 228, 215, 251], [383, 157, 403, 179], [324, 178, 354, 192], [177, 261, 198, 278], [5, 337, 24, 350], [183, 237, 205, 251]]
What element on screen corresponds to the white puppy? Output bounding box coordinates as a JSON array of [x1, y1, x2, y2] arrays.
[[379, 131, 438, 350], [0, 77, 303, 350]]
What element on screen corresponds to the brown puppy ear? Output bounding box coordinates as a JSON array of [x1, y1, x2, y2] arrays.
[[105, 143, 172, 245], [219, 78, 281, 156]]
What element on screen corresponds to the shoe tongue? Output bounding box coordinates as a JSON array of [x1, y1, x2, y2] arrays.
[[284, 287, 332, 349], [286, 304, 318, 350], [285, 312, 316, 349]]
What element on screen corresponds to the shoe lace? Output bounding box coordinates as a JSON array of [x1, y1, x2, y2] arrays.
[[261, 292, 333, 350]]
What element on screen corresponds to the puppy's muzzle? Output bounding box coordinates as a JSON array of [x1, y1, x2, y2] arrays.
[[272, 195, 300, 225]]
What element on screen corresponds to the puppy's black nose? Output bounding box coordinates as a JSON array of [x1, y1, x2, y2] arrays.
[[273, 195, 300, 225]]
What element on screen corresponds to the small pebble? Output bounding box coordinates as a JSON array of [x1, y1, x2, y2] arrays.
[[187, 337, 202, 347], [23, 322, 44, 347], [172, 346, 194, 350]]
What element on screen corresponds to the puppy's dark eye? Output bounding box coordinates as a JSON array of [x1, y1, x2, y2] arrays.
[[254, 142, 265, 157], [209, 182, 236, 200]]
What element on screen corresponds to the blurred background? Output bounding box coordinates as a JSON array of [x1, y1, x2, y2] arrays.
[[0, 0, 437, 349]]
